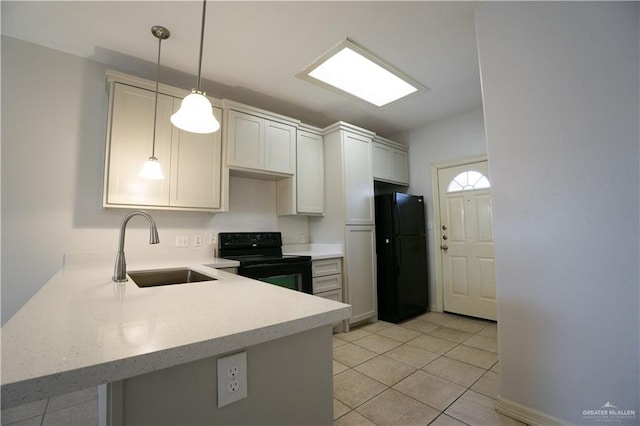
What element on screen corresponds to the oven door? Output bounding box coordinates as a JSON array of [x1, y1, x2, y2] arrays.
[[238, 261, 312, 294]]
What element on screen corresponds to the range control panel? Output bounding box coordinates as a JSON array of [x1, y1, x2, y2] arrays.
[[218, 232, 283, 249]]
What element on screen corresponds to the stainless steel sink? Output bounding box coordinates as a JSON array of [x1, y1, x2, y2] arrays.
[[128, 268, 217, 288]]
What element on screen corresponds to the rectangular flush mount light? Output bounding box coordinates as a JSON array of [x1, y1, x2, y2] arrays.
[[297, 39, 427, 108]]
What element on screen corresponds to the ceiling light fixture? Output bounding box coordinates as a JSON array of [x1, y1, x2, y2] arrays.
[[138, 25, 170, 181], [170, 0, 220, 134], [298, 39, 427, 108]]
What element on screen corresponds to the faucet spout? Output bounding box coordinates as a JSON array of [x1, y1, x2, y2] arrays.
[[113, 210, 160, 282]]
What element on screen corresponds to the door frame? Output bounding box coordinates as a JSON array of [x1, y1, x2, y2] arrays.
[[430, 155, 488, 313]]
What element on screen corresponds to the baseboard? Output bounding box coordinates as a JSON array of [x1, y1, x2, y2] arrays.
[[496, 396, 569, 426]]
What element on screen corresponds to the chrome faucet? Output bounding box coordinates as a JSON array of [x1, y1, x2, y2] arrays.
[[113, 210, 160, 282]]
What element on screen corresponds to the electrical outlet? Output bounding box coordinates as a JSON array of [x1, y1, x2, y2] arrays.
[[193, 235, 202, 247], [209, 234, 217, 246], [299, 234, 307, 244], [217, 351, 247, 408], [176, 235, 189, 247]]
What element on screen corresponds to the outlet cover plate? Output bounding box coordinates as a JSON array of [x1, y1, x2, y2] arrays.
[[217, 351, 247, 407]]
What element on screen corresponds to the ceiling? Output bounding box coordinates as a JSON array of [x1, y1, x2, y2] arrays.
[[1, 1, 484, 137]]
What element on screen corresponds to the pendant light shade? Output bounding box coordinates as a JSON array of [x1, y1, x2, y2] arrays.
[[138, 157, 165, 180], [138, 25, 170, 180], [171, 90, 220, 133], [171, 0, 220, 134]]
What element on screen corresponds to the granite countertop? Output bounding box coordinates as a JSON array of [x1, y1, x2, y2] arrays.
[[282, 243, 344, 260], [1, 251, 350, 409]]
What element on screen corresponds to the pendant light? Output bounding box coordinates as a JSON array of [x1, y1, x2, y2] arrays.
[[170, 0, 220, 134], [139, 25, 170, 180]]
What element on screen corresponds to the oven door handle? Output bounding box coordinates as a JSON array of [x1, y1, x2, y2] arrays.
[[241, 262, 311, 269]]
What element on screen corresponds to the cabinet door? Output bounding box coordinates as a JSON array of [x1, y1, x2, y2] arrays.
[[170, 106, 223, 209], [372, 142, 392, 181], [106, 83, 173, 206], [345, 225, 377, 324], [227, 110, 264, 170], [265, 121, 296, 174], [343, 132, 375, 225], [390, 148, 409, 185], [296, 130, 324, 214]]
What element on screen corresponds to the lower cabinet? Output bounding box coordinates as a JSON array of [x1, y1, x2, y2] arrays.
[[312, 258, 342, 296], [312, 258, 344, 329], [345, 226, 377, 325]]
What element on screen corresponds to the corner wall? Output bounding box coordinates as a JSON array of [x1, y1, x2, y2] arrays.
[[475, 2, 639, 423]]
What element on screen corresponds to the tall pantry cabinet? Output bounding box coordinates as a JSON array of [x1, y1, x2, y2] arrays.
[[310, 122, 377, 326]]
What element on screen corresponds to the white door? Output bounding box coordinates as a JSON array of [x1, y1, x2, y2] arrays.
[[170, 106, 223, 209], [343, 132, 375, 225], [345, 225, 377, 324], [227, 110, 264, 170], [106, 83, 173, 206], [296, 130, 324, 214], [438, 160, 496, 320], [264, 120, 296, 174]]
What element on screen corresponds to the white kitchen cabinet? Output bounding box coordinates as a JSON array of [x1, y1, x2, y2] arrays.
[[103, 74, 225, 212], [277, 126, 325, 216], [312, 258, 342, 294], [170, 109, 223, 209], [296, 129, 324, 215], [345, 226, 377, 324], [226, 110, 263, 170], [312, 257, 344, 330], [105, 83, 173, 207], [372, 136, 410, 186], [226, 109, 296, 176], [265, 120, 296, 174], [343, 132, 375, 225], [309, 122, 378, 326]]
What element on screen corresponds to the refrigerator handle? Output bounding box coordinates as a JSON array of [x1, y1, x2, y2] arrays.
[[395, 239, 401, 275]]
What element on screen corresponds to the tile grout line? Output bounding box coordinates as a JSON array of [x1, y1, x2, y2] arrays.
[[333, 315, 498, 425]]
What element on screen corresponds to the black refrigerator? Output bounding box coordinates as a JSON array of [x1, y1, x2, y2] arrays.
[[374, 193, 429, 323]]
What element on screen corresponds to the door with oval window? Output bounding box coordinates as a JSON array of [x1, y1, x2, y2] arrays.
[[438, 160, 496, 320]]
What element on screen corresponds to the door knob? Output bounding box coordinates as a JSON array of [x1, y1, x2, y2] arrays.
[[442, 235, 448, 240], [442, 225, 448, 230], [440, 244, 448, 251]]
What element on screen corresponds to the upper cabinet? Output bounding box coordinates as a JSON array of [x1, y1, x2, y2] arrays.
[[277, 125, 325, 216], [225, 106, 297, 176], [372, 136, 410, 186], [323, 122, 376, 226], [103, 72, 226, 212], [295, 127, 325, 215], [343, 131, 376, 225]]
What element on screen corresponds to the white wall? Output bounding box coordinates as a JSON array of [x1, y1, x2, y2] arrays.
[[475, 2, 639, 424], [1, 37, 308, 324], [397, 108, 486, 309]]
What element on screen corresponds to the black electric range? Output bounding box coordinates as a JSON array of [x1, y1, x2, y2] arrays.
[[218, 232, 312, 293]]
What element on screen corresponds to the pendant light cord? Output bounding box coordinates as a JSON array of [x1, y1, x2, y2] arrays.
[[151, 35, 163, 158], [196, 0, 207, 91]]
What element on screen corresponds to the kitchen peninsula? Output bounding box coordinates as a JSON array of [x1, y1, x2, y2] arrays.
[[1, 251, 350, 424]]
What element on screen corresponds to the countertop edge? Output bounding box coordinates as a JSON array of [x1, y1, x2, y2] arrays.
[[1, 304, 351, 409]]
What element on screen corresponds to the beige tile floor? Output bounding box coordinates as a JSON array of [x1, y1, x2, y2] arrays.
[[1, 312, 522, 426], [333, 312, 525, 426]]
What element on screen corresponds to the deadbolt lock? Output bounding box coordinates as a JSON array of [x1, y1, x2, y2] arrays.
[[442, 235, 448, 240], [442, 225, 447, 230]]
